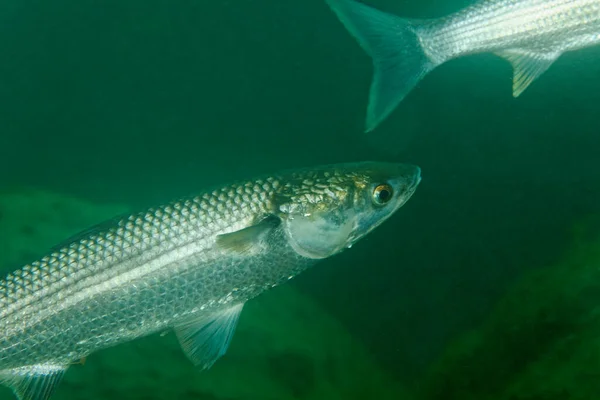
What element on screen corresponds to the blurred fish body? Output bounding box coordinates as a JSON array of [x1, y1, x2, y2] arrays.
[[326, 0, 600, 131], [0, 162, 421, 400]]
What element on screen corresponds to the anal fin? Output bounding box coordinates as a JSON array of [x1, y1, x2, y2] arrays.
[[495, 49, 560, 97], [0, 364, 68, 400], [174, 303, 244, 370]]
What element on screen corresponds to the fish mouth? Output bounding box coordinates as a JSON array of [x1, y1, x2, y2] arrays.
[[405, 170, 422, 202], [344, 169, 421, 249], [391, 164, 422, 209], [408, 165, 422, 189], [413, 167, 422, 186]]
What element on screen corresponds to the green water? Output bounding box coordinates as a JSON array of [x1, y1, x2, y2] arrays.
[[1, 0, 600, 398]]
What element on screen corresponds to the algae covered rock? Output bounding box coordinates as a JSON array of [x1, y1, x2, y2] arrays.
[[420, 215, 600, 400], [0, 188, 411, 400]]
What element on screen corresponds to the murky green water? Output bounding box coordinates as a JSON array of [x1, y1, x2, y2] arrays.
[[1, 0, 600, 398]]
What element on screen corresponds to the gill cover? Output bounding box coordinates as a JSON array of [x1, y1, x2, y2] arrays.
[[281, 209, 356, 259]]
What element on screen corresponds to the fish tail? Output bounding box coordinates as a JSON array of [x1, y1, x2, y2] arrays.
[[326, 0, 438, 132]]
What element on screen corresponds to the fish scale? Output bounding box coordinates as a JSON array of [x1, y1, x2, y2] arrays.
[[0, 161, 421, 400], [0, 178, 277, 310], [0, 178, 278, 367], [326, 0, 600, 132], [424, 0, 600, 58]]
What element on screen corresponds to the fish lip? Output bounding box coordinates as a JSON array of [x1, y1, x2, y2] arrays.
[[407, 172, 422, 200], [406, 164, 422, 188], [413, 167, 422, 186], [389, 164, 421, 206], [393, 163, 421, 192]]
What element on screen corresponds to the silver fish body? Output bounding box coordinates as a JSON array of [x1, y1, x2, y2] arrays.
[[326, 0, 600, 131], [0, 161, 421, 400]]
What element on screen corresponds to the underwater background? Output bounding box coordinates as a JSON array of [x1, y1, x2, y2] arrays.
[[1, 0, 600, 398]]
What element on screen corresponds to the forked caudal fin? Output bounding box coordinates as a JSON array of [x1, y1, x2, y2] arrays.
[[325, 0, 436, 132]]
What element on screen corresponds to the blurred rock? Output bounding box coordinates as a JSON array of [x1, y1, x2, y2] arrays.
[[420, 215, 600, 400]]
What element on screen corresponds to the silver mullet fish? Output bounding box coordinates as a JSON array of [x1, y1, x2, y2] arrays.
[[326, 0, 600, 131], [0, 161, 421, 400]]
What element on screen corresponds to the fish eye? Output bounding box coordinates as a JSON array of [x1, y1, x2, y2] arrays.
[[372, 183, 393, 205]]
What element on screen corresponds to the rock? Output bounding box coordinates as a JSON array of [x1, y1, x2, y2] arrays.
[[420, 215, 600, 400]]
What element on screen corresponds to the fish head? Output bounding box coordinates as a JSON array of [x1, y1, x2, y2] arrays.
[[275, 162, 421, 259]]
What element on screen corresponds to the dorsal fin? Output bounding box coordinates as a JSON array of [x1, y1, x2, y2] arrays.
[[45, 211, 131, 255]]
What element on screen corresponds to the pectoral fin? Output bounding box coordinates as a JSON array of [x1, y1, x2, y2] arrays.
[[0, 364, 68, 400], [174, 303, 244, 370], [495, 49, 560, 97], [215, 216, 280, 255]]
